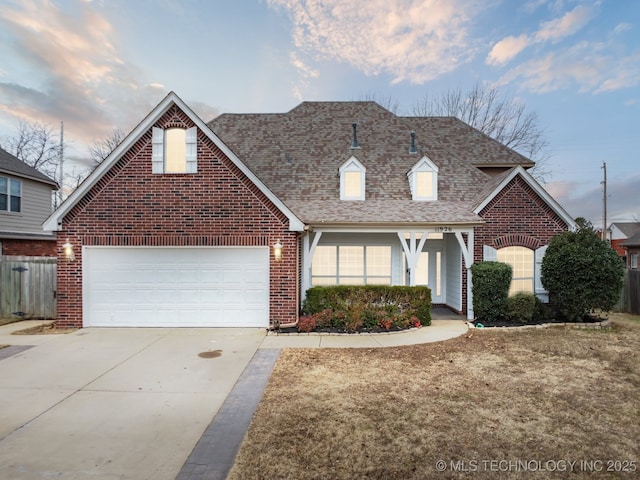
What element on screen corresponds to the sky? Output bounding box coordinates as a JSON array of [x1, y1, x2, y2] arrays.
[[0, 0, 638, 228]]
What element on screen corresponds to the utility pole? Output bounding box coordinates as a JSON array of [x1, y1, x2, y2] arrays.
[[601, 161, 607, 242], [58, 121, 64, 208]]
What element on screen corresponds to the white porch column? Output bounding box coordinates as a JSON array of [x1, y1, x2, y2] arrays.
[[397, 231, 428, 286], [301, 231, 322, 301], [454, 230, 474, 320]]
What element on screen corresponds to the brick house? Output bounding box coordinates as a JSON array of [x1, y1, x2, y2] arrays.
[[0, 147, 58, 256], [620, 232, 640, 269], [609, 222, 640, 264], [45, 92, 575, 328]]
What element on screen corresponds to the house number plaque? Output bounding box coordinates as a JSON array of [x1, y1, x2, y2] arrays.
[[434, 226, 453, 232]]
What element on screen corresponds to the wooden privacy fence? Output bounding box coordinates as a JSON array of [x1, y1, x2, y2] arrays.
[[0, 256, 57, 319], [615, 269, 640, 315]]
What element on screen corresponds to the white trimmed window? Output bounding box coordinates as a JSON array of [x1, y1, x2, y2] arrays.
[[339, 156, 366, 200], [0, 177, 21, 212], [484, 244, 549, 301], [408, 156, 438, 201], [631, 253, 638, 269], [152, 126, 197, 174], [311, 245, 391, 285], [497, 246, 534, 296]]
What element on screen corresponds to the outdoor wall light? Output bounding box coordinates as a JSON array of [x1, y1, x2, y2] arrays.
[[62, 239, 75, 262], [273, 240, 283, 261]]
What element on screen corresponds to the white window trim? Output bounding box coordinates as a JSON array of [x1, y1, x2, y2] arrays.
[[339, 156, 366, 201], [152, 126, 198, 174], [484, 244, 549, 302], [408, 156, 438, 201], [0, 176, 22, 213], [311, 245, 392, 286]]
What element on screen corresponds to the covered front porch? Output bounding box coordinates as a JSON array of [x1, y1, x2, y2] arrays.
[[300, 227, 476, 320]]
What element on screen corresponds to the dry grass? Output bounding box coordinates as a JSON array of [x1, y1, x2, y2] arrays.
[[229, 314, 640, 479], [11, 322, 77, 335]]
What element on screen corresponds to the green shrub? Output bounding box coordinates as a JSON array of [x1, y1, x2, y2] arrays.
[[470, 261, 512, 322], [302, 285, 432, 329], [506, 292, 537, 324], [541, 227, 625, 321]]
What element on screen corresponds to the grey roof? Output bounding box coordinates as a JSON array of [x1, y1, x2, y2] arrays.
[[610, 222, 640, 238], [621, 230, 640, 247], [208, 101, 534, 225], [0, 147, 58, 187]]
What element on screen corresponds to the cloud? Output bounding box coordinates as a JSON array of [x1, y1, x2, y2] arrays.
[[267, 0, 480, 84], [496, 42, 640, 94], [487, 3, 594, 67], [0, 1, 166, 148], [535, 4, 593, 43], [487, 34, 531, 66], [549, 175, 640, 224]]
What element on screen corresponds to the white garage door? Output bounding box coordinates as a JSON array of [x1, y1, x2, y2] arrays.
[[83, 247, 269, 327]]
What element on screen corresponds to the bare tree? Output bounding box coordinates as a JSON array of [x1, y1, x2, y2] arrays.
[[357, 92, 400, 114], [413, 82, 550, 181], [88, 128, 124, 165], [0, 121, 62, 179]]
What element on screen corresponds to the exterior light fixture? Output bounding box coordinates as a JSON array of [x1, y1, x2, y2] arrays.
[[273, 240, 283, 261], [62, 239, 75, 262]]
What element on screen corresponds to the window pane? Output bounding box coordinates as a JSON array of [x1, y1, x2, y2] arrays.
[[416, 171, 433, 197], [0, 194, 7, 211], [312, 277, 338, 286], [312, 246, 337, 276], [10, 196, 20, 212], [165, 128, 186, 173], [366, 246, 391, 276], [497, 246, 534, 295], [339, 246, 364, 276], [0, 177, 8, 193], [344, 171, 361, 198], [10, 179, 21, 196]]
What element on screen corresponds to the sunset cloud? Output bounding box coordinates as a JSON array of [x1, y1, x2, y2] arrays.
[[267, 0, 479, 84], [487, 34, 531, 66]]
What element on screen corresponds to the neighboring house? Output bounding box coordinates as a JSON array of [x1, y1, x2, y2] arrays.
[[620, 231, 640, 270], [44, 92, 575, 328], [609, 222, 640, 264], [0, 147, 58, 256]]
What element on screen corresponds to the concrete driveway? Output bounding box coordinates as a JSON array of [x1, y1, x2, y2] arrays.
[[0, 323, 266, 480]]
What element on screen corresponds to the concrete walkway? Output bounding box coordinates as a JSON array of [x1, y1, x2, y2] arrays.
[[0, 316, 467, 480]]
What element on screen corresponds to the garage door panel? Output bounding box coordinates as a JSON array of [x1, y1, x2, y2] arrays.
[[84, 247, 270, 327]]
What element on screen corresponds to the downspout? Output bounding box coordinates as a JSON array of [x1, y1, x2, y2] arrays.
[[272, 232, 302, 330]]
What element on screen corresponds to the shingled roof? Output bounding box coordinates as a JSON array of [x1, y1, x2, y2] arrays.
[[208, 101, 534, 225], [0, 147, 58, 187]]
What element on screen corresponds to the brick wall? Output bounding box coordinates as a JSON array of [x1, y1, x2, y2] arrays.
[[475, 176, 569, 258], [2, 239, 56, 257], [462, 175, 570, 315], [56, 105, 299, 328]]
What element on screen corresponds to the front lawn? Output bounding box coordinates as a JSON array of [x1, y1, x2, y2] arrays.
[[229, 312, 640, 479]]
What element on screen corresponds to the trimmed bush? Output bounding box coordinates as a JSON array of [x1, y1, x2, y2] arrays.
[[302, 285, 432, 330], [506, 292, 537, 324], [470, 261, 512, 322], [542, 227, 625, 321]]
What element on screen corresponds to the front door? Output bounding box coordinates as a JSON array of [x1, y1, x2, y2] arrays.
[[405, 247, 444, 303]]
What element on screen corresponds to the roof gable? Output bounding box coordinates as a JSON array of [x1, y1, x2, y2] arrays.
[[43, 92, 303, 232], [473, 165, 576, 230], [0, 147, 58, 188]]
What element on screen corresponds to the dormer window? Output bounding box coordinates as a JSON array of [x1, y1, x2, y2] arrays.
[[339, 156, 366, 201], [152, 126, 197, 174], [408, 156, 438, 201]]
